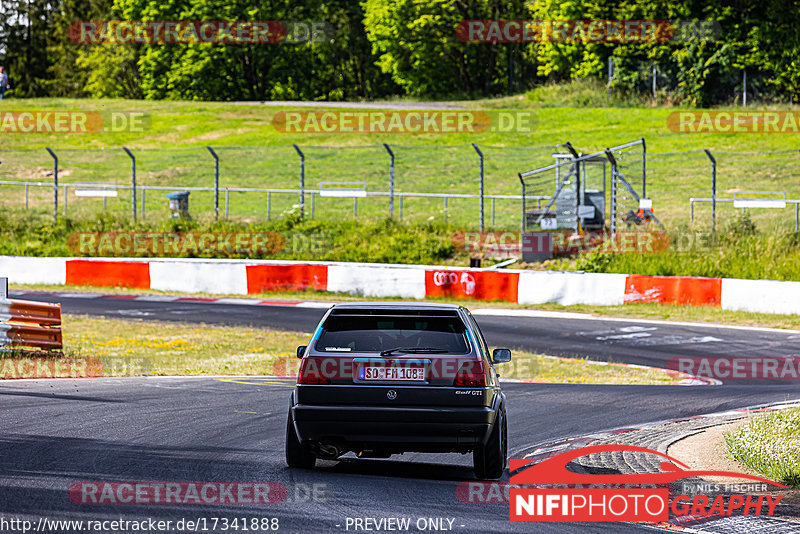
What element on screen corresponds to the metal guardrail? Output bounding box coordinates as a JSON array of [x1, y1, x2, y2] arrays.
[[689, 197, 800, 231], [0, 278, 63, 351]]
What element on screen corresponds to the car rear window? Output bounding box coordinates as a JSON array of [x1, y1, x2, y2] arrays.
[[315, 314, 470, 354]]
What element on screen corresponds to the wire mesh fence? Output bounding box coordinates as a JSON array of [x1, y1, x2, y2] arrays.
[[2, 143, 800, 233]]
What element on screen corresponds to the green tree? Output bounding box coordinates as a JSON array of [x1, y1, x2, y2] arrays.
[[362, 0, 532, 97], [0, 0, 57, 96]]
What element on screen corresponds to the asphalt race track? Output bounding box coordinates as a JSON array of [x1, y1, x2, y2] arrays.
[[3, 291, 800, 533]]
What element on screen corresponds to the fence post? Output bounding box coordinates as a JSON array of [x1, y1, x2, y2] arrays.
[[472, 143, 484, 231], [25, 184, 28, 210], [491, 198, 495, 227], [311, 192, 315, 219], [704, 149, 716, 236], [293, 144, 305, 218], [444, 197, 448, 223], [641, 137, 646, 199], [225, 189, 229, 218], [517, 173, 526, 233], [122, 147, 136, 221], [207, 146, 220, 219], [45, 147, 58, 222], [564, 142, 580, 234], [743, 70, 747, 108], [383, 143, 395, 217], [605, 149, 617, 237]]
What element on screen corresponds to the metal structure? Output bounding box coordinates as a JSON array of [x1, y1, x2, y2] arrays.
[[704, 149, 716, 236], [292, 144, 305, 218], [0, 289, 63, 351], [690, 192, 800, 232], [383, 143, 395, 217], [518, 138, 662, 238], [319, 182, 367, 218], [122, 147, 136, 221], [207, 146, 220, 219], [472, 143, 485, 232], [45, 147, 58, 222]]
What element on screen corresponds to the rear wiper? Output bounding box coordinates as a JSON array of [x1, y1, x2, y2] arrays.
[[379, 347, 449, 357]]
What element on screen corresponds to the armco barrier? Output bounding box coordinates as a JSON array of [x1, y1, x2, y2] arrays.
[[0, 298, 63, 350], [1, 256, 799, 316]]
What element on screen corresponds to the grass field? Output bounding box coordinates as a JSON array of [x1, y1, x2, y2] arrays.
[[726, 408, 800, 488], [44, 314, 675, 384], [15, 282, 800, 330], [2, 93, 800, 231]]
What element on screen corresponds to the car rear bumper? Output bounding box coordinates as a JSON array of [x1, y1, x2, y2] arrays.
[[292, 403, 497, 448]]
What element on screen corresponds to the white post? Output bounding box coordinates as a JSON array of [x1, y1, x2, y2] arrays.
[[743, 70, 747, 107]]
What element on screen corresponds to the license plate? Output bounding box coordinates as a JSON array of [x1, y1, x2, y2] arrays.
[[359, 366, 425, 381]]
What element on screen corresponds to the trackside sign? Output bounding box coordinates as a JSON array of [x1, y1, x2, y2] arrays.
[[507, 444, 785, 523]]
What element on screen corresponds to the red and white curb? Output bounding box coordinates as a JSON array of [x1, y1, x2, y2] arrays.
[[4, 255, 800, 315], [512, 399, 800, 531], [516, 399, 800, 462]]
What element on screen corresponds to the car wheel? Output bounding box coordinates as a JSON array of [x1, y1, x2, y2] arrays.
[[285, 411, 316, 469], [473, 410, 506, 479]]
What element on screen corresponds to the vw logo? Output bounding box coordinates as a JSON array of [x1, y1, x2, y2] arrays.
[[386, 390, 398, 400]]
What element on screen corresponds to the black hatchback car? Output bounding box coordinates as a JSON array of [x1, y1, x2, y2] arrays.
[[285, 302, 511, 479]]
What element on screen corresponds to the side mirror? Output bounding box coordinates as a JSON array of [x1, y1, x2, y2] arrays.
[[492, 348, 511, 363], [296, 345, 307, 359]]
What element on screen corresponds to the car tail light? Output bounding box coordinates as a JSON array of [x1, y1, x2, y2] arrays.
[[297, 358, 330, 385], [453, 360, 487, 387]]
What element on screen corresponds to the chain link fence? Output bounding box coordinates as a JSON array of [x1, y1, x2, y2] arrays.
[[0, 144, 558, 229], [2, 144, 800, 232]]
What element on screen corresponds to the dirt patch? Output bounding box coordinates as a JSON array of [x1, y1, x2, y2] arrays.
[[668, 420, 800, 506]]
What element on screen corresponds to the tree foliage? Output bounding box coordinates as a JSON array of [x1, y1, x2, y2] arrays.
[[0, 0, 798, 104]]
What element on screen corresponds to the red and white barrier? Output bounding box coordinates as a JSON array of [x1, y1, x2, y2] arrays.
[[518, 272, 627, 306], [1, 256, 798, 316]]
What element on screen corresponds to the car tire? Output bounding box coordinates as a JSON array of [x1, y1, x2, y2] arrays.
[[286, 412, 316, 469], [473, 410, 506, 480]]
